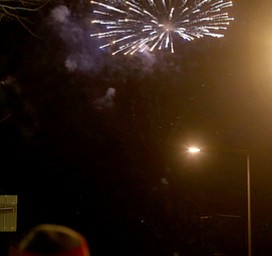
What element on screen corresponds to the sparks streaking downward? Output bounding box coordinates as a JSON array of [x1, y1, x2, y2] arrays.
[[90, 0, 234, 55]]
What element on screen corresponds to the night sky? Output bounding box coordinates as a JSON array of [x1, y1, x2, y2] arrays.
[[1, 0, 272, 255]]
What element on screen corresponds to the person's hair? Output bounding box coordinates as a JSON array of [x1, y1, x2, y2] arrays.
[[18, 224, 90, 256]]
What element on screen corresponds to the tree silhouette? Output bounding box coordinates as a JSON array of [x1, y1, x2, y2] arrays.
[[0, 0, 51, 35]]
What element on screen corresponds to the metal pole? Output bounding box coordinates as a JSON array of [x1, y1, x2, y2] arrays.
[[247, 153, 252, 256]]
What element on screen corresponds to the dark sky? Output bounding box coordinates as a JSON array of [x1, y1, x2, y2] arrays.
[[1, 0, 272, 255]]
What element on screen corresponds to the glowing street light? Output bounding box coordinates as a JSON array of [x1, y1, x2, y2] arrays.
[[188, 147, 201, 153], [187, 146, 252, 256]]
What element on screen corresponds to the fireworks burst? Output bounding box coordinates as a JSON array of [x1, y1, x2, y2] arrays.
[[90, 0, 234, 55]]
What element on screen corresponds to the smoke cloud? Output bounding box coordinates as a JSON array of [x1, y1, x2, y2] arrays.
[[49, 5, 104, 73], [93, 87, 116, 110]]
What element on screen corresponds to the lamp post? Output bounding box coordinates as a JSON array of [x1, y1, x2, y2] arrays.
[[188, 147, 252, 256], [246, 153, 252, 256]]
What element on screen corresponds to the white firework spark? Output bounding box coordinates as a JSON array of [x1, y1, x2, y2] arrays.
[[90, 0, 234, 55]]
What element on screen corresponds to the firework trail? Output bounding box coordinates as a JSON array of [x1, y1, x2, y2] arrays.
[[90, 0, 234, 55]]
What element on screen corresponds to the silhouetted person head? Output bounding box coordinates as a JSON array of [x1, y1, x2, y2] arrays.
[[18, 224, 90, 256]]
